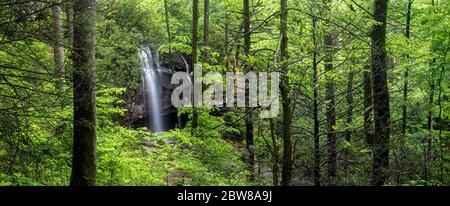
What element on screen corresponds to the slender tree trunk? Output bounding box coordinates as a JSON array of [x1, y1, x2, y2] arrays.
[[243, 0, 255, 181], [344, 68, 354, 172], [191, 0, 199, 131], [323, 0, 336, 184], [70, 0, 97, 186], [395, 0, 413, 185], [164, 0, 172, 55], [66, 1, 74, 47], [243, 0, 250, 64], [425, 58, 436, 182], [437, 63, 445, 183], [223, 15, 230, 72], [370, 0, 390, 186], [203, 0, 209, 63], [243, 0, 255, 180], [164, 0, 182, 127], [233, 23, 243, 72], [311, 13, 321, 186], [270, 119, 279, 186], [234, 34, 240, 72], [401, 0, 412, 137], [280, 0, 293, 186], [53, 1, 67, 137], [363, 65, 374, 147], [52, 3, 65, 92]]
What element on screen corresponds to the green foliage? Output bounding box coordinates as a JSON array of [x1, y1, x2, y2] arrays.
[[0, 0, 449, 186], [0, 84, 248, 185]]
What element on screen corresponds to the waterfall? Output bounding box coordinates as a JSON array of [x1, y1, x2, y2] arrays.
[[180, 53, 191, 85], [139, 46, 163, 132], [180, 53, 190, 74]]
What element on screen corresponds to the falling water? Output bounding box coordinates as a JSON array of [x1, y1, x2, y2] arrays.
[[180, 53, 190, 74], [180, 53, 191, 85], [139, 46, 163, 132]]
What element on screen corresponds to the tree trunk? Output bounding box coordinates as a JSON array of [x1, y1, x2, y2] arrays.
[[425, 58, 436, 182], [243, 0, 255, 181], [270, 119, 279, 186], [66, 1, 74, 47], [164, 0, 180, 126], [323, 0, 336, 184], [52, 4, 65, 92], [70, 0, 97, 186], [233, 23, 243, 72], [437, 63, 445, 183], [164, 0, 172, 56], [203, 0, 209, 63], [370, 0, 390, 186], [223, 15, 230, 72], [344, 68, 354, 172], [280, 0, 293, 186], [401, 0, 412, 137], [191, 0, 199, 130], [363, 65, 374, 147], [311, 12, 321, 186]]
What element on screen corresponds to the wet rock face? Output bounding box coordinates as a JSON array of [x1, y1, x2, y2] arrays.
[[128, 51, 189, 130], [130, 104, 145, 120]]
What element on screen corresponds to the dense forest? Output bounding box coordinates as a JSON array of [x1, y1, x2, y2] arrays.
[[0, 0, 448, 186]]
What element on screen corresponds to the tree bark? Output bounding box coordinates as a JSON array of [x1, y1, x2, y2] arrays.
[[311, 12, 321, 186], [344, 68, 354, 172], [401, 0, 412, 137], [437, 62, 445, 183], [425, 58, 436, 182], [323, 0, 336, 184], [243, 0, 255, 181], [191, 0, 199, 130], [223, 15, 230, 72], [370, 0, 390, 186], [52, 3, 65, 92], [70, 0, 97, 186], [164, 0, 172, 57], [66, 1, 74, 47], [203, 0, 209, 63], [363, 65, 374, 147], [270, 119, 279, 186], [280, 0, 293, 186], [164, 0, 172, 42]]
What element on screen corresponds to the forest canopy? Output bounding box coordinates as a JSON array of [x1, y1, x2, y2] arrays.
[[0, 0, 449, 186]]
